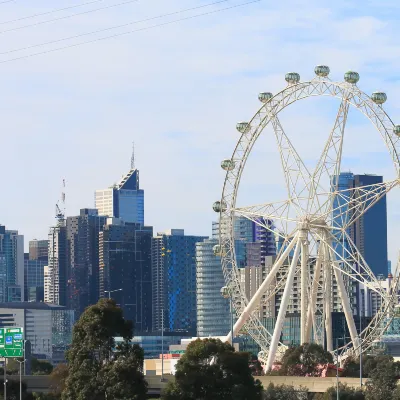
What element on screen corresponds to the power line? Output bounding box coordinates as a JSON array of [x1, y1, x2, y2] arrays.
[[0, 0, 261, 64], [0, 0, 16, 4], [0, 0, 104, 24], [0, 0, 141, 34], [0, 0, 230, 55]]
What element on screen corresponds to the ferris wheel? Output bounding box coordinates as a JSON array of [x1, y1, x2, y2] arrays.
[[213, 66, 400, 370]]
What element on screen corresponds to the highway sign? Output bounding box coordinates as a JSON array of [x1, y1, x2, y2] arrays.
[[0, 327, 24, 358]]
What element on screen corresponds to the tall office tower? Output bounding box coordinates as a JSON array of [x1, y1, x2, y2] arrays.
[[24, 253, 46, 302], [0, 225, 24, 302], [29, 239, 49, 262], [333, 173, 388, 276], [196, 238, 230, 337], [47, 222, 67, 306], [99, 218, 153, 332], [152, 229, 208, 335], [66, 209, 107, 317], [95, 168, 144, 225]]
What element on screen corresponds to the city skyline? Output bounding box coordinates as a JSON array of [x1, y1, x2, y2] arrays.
[[1, 1, 400, 265]]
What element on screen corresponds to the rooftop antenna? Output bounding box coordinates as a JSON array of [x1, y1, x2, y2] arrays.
[[131, 141, 135, 170]]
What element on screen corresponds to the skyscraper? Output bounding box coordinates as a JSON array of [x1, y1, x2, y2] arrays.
[[47, 223, 67, 306], [196, 238, 230, 337], [333, 173, 388, 277], [95, 169, 144, 225], [66, 209, 107, 317], [24, 253, 46, 302], [0, 226, 24, 302], [152, 229, 207, 335], [99, 218, 153, 332], [29, 239, 49, 263]]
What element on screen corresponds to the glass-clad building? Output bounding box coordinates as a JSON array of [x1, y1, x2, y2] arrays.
[[0, 226, 24, 302], [95, 169, 144, 226], [152, 229, 207, 335], [196, 238, 230, 337], [332, 172, 388, 277], [24, 255, 46, 302], [99, 218, 153, 332]]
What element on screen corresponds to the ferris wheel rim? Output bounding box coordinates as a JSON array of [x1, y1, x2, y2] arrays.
[[218, 75, 400, 357]]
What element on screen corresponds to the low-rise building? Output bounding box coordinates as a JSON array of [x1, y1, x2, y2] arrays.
[[0, 302, 74, 364]]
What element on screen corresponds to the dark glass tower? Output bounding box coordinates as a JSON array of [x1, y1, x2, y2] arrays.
[[99, 219, 153, 332], [332, 173, 388, 277], [351, 174, 388, 277], [66, 209, 107, 317]]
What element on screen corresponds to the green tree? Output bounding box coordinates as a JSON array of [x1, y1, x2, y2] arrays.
[[318, 383, 365, 400], [161, 338, 263, 400], [365, 361, 398, 400], [280, 343, 333, 376], [31, 358, 54, 375], [264, 383, 308, 400], [343, 355, 400, 379], [62, 298, 147, 400]]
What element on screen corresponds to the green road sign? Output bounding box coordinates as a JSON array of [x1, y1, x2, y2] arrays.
[[0, 327, 24, 358]]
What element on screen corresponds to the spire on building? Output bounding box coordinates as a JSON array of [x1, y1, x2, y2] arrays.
[[131, 142, 135, 170]]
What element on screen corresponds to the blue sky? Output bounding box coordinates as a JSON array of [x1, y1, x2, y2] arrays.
[[1, 0, 400, 264]]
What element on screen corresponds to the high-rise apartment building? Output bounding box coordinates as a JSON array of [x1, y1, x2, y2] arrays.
[[0, 225, 24, 302], [47, 223, 67, 306], [152, 229, 207, 335], [66, 209, 107, 317], [95, 169, 144, 225], [99, 218, 153, 332], [29, 239, 49, 263], [196, 238, 230, 337]]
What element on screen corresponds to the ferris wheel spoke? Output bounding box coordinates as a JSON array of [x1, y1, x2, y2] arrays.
[[329, 179, 400, 230], [225, 232, 300, 344], [312, 99, 350, 192], [266, 238, 301, 370], [315, 231, 385, 294], [270, 114, 312, 214], [233, 200, 295, 238], [329, 247, 361, 352]]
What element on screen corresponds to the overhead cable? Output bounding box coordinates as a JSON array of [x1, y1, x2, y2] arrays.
[[0, 0, 141, 34], [0, 0, 230, 55], [0, 0, 261, 64], [0, 0, 104, 24]]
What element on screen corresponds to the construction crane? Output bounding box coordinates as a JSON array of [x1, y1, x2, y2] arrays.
[[55, 179, 66, 226]]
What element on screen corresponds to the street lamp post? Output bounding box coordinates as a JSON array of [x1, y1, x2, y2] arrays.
[[359, 309, 363, 388], [16, 358, 26, 400], [104, 288, 123, 299], [161, 308, 166, 382], [4, 358, 7, 400], [335, 339, 339, 400]]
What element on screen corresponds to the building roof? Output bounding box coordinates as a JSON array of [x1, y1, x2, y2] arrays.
[[0, 302, 67, 310], [116, 169, 139, 190]]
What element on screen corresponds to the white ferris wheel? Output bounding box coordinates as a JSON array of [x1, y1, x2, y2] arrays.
[[213, 66, 400, 370]]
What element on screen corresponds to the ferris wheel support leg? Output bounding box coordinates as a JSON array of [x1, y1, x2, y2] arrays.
[[329, 247, 360, 353], [300, 230, 309, 344], [266, 239, 301, 371], [324, 243, 333, 352], [224, 233, 299, 344], [305, 247, 322, 343]]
